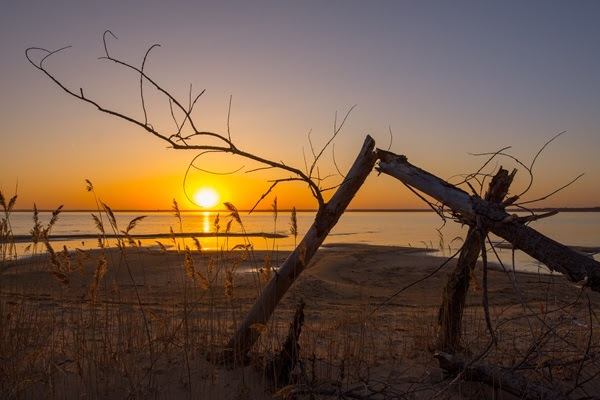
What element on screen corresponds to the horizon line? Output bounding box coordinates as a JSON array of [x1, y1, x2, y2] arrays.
[[12, 206, 600, 213]]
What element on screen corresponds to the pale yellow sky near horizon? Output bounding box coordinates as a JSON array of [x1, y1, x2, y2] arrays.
[[1, 2, 599, 211]]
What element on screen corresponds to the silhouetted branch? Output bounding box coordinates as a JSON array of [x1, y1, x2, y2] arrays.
[[221, 136, 377, 363], [308, 105, 356, 181], [26, 36, 336, 208], [524, 130, 566, 195], [516, 173, 584, 206], [140, 43, 161, 126]]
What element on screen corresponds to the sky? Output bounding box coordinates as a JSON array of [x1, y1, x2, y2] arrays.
[[1, 1, 599, 211]]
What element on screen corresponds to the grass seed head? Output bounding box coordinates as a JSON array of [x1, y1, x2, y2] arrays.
[[49, 270, 70, 287], [214, 213, 220, 231], [225, 270, 234, 297], [91, 213, 105, 235], [101, 202, 117, 230], [184, 247, 195, 282], [30, 204, 43, 244], [172, 199, 181, 224], [196, 271, 210, 290], [156, 241, 167, 254], [272, 196, 278, 224], [192, 236, 202, 252], [224, 202, 241, 225], [125, 215, 146, 234], [90, 253, 107, 302], [290, 207, 298, 240]]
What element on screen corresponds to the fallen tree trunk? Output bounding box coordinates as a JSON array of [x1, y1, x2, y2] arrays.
[[437, 168, 516, 352], [435, 351, 571, 400], [222, 135, 378, 363], [376, 149, 600, 292]]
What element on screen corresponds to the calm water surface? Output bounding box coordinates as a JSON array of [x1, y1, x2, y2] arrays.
[[8, 211, 600, 273]]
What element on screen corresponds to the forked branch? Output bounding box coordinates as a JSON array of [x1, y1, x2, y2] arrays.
[[376, 149, 600, 291], [26, 32, 331, 209]]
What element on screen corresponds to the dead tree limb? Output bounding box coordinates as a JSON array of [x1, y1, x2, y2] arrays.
[[435, 351, 571, 400], [436, 231, 480, 353], [25, 38, 339, 210], [27, 37, 378, 365], [376, 150, 600, 292], [266, 299, 306, 386], [222, 135, 377, 362], [437, 168, 516, 352]]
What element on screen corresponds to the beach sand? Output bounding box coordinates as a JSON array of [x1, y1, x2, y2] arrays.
[[1, 243, 598, 398]]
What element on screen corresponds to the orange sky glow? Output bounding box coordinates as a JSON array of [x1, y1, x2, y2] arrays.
[[1, 2, 599, 211]]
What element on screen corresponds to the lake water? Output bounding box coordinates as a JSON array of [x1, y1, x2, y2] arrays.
[[6, 210, 600, 273]]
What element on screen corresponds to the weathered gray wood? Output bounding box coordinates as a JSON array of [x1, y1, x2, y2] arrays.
[[437, 168, 515, 352], [436, 228, 481, 352], [377, 149, 600, 292], [222, 136, 378, 362], [377, 150, 475, 218], [435, 351, 571, 400]]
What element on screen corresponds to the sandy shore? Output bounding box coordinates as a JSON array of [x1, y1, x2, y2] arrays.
[[1, 243, 599, 398]]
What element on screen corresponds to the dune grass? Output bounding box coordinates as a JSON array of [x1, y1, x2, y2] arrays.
[[1, 187, 600, 399]]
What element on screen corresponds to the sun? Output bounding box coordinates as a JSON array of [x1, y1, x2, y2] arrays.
[[193, 188, 220, 209]]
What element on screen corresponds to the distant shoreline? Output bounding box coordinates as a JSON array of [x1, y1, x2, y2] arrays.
[[11, 207, 600, 213]]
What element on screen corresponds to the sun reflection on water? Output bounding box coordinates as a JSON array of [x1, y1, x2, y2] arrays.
[[203, 211, 210, 233]]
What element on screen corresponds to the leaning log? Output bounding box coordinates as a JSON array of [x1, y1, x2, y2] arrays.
[[222, 135, 378, 363], [435, 351, 570, 400], [437, 168, 516, 352], [436, 229, 481, 352], [376, 149, 600, 292]]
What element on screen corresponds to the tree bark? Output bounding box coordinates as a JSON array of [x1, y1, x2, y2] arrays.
[[435, 351, 571, 400], [436, 229, 481, 352], [437, 168, 515, 352], [222, 136, 378, 363], [376, 149, 600, 292]]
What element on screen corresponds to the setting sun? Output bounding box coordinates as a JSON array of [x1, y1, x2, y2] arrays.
[[193, 188, 220, 209]]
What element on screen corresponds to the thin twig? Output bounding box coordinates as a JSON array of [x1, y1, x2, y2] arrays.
[[523, 131, 566, 196], [478, 220, 497, 346], [309, 105, 356, 178], [102, 30, 117, 58], [26, 42, 326, 207], [227, 95, 232, 142], [140, 44, 161, 126], [369, 247, 461, 316], [516, 173, 584, 206], [332, 144, 346, 179]]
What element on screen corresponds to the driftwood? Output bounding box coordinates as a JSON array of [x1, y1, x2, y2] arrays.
[[222, 135, 377, 362], [266, 299, 305, 386], [437, 167, 516, 352], [435, 351, 571, 400], [377, 149, 600, 292]]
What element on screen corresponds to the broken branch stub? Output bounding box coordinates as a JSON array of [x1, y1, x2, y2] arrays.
[[437, 167, 516, 353], [376, 149, 600, 292], [222, 135, 378, 363]]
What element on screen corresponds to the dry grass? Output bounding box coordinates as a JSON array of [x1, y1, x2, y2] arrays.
[[1, 189, 600, 399]]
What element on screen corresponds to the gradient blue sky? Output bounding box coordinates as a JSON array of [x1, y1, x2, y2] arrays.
[[1, 1, 599, 210]]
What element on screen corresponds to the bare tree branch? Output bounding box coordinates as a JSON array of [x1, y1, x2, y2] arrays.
[[516, 173, 584, 206], [26, 38, 334, 208], [140, 43, 161, 126], [309, 105, 356, 178]]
